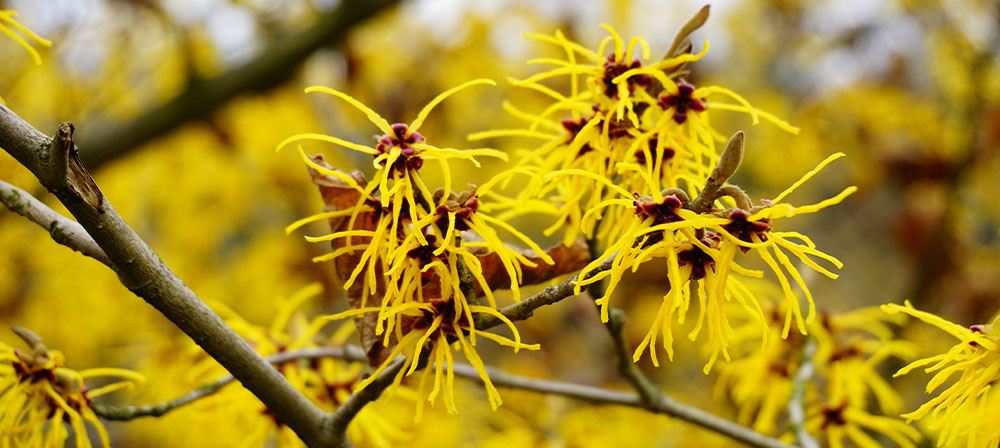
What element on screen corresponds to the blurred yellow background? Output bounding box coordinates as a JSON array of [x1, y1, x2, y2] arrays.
[[1, 0, 998, 446]]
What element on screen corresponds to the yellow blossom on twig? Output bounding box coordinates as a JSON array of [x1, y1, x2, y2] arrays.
[[0, 327, 143, 448], [883, 301, 1000, 447]]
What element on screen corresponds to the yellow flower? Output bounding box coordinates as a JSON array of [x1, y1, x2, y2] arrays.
[[574, 151, 854, 372], [279, 79, 567, 418], [0, 327, 143, 448], [279, 79, 505, 213], [474, 24, 799, 247], [0, 10, 51, 66], [326, 294, 539, 419], [716, 153, 856, 338], [807, 309, 920, 448], [806, 402, 920, 448], [281, 79, 550, 315], [715, 294, 805, 435], [718, 304, 919, 446], [206, 284, 408, 447], [883, 301, 1000, 447]]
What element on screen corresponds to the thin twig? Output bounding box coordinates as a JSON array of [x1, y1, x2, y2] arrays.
[[0, 179, 111, 266], [455, 236, 483, 308], [93, 347, 368, 420], [588, 297, 790, 448], [465, 364, 792, 448], [0, 107, 335, 446], [93, 377, 230, 421], [585, 226, 660, 406], [325, 357, 406, 448], [475, 256, 616, 329], [717, 184, 752, 210], [788, 336, 819, 448], [94, 345, 790, 448], [601, 308, 664, 405], [78, 0, 399, 170]]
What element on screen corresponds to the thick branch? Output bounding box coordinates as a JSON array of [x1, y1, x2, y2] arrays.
[[78, 0, 399, 169], [0, 106, 335, 447], [0, 179, 111, 266]]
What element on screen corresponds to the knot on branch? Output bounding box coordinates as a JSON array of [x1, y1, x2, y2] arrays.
[[52, 123, 105, 213]]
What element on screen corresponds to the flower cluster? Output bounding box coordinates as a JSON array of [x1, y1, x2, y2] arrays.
[[718, 303, 920, 446], [883, 301, 1000, 447], [283, 82, 549, 416], [480, 25, 854, 371], [282, 20, 857, 426], [203, 284, 408, 446], [0, 327, 143, 447]]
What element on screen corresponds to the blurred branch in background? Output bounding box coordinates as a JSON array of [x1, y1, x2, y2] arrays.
[[787, 336, 818, 448], [903, 3, 998, 316], [78, 0, 400, 170]]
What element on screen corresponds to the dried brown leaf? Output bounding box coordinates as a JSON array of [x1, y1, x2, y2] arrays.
[[307, 156, 387, 366]]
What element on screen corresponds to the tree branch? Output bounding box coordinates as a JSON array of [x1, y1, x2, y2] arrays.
[[465, 364, 793, 448], [0, 105, 336, 447], [0, 179, 111, 266], [584, 230, 661, 408], [601, 308, 665, 406], [93, 346, 368, 420], [78, 0, 399, 170], [474, 256, 616, 330], [95, 345, 790, 448], [326, 357, 406, 448]]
